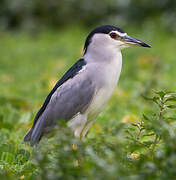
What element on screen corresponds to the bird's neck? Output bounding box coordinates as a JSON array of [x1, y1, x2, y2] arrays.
[[84, 43, 122, 66], [84, 44, 122, 87], [83, 43, 122, 107]]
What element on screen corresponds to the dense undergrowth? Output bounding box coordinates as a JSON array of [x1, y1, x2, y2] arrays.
[[0, 26, 176, 179]]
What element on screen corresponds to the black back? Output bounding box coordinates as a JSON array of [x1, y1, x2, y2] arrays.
[[84, 25, 125, 54]]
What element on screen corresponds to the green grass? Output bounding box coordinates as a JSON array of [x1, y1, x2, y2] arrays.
[[0, 25, 176, 179]]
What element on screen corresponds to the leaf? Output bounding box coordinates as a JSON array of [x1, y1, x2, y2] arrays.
[[17, 149, 30, 160], [142, 133, 155, 137], [165, 117, 176, 121], [0, 144, 16, 154], [166, 105, 176, 109], [142, 95, 154, 101], [165, 97, 176, 102], [1, 152, 15, 164], [143, 140, 155, 146], [164, 93, 176, 102], [152, 97, 160, 105], [153, 90, 166, 99], [125, 129, 134, 138], [143, 114, 149, 121], [142, 95, 159, 104]]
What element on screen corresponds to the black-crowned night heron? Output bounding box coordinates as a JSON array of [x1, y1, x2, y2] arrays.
[[24, 25, 151, 146]]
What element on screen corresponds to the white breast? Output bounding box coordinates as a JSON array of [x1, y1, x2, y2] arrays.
[[87, 52, 122, 120]]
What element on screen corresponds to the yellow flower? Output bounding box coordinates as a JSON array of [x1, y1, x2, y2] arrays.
[[72, 144, 78, 150], [121, 114, 140, 124], [20, 175, 25, 179], [131, 153, 139, 159], [74, 160, 79, 167], [93, 123, 102, 134]]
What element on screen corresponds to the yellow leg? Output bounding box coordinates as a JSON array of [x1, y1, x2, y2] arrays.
[[80, 121, 94, 140]]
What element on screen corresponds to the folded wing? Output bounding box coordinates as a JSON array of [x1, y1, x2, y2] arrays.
[[24, 58, 95, 146]]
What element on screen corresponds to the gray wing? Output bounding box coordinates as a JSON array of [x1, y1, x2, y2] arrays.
[[26, 70, 95, 146]]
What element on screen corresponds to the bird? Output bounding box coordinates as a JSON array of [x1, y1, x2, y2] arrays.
[[24, 25, 151, 146]]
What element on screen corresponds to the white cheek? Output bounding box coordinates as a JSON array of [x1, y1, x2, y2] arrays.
[[119, 43, 130, 49], [115, 40, 124, 46], [112, 40, 127, 49]]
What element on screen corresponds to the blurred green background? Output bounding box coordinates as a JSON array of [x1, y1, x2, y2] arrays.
[[0, 0, 176, 179]]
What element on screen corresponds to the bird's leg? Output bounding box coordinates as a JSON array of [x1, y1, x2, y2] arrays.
[[80, 121, 94, 140], [68, 113, 88, 138]]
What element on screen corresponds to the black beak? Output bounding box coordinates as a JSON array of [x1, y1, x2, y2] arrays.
[[122, 35, 151, 48]]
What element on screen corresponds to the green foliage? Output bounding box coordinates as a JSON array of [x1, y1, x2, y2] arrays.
[[0, 103, 37, 179], [30, 91, 176, 180], [0, 26, 176, 179]]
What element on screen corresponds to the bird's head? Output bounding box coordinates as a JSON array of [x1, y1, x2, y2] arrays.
[[83, 25, 151, 55]]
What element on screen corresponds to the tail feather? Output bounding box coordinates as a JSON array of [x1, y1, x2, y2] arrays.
[[30, 119, 44, 146], [24, 128, 33, 142]]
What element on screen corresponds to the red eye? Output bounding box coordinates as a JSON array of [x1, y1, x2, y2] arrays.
[[109, 32, 117, 39]]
